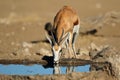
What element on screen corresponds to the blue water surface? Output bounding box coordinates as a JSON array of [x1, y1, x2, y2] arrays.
[[0, 64, 90, 75]]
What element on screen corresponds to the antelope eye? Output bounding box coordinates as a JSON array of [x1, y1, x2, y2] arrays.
[[59, 49, 62, 53]]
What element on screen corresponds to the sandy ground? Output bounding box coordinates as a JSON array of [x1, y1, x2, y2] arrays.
[[0, 0, 120, 80]]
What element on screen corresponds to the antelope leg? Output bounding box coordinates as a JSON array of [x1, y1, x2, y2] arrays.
[[72, 24, 80, 58]]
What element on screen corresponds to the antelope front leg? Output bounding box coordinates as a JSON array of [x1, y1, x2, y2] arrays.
[[68, 45, 72, 58], [68, 32, 74, 58], [72, 41, 77, 58], [72, 32, 78, 58], [72, 24, 80, 58]]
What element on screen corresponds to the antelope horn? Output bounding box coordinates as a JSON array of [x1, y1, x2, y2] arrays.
[[59, 32, 69, 45], [51, 30, 56, 44]]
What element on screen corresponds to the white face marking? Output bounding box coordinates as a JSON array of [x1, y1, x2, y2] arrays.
[[53, 46, 61, 63]]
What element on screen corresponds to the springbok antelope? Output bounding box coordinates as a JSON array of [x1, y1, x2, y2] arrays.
[[46, 6, 80, 63]]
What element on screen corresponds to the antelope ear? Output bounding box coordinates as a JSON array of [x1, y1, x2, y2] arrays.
[[59, 32, 69, 46]]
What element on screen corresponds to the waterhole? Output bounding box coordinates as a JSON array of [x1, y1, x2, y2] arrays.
[[0, 64, 90, 75]]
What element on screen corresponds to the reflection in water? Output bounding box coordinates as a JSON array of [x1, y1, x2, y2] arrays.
[[0, 64, 90, 75], [53, 64, 61, 74], [53, 64, 76, 74], [53, 64, 90, 74], [66, 66, 75, 74]]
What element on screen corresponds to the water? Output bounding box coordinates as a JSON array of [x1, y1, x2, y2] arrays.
[[0, 64, 90, 75]]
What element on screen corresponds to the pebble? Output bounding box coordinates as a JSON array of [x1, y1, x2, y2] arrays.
[[11, 42, 15, 46], [6, 33, 10, 37], [11, 32, 15, 35], [90, 43, 101, 51], [96, 3, 102, 9], [12, 52, 17, 56], [0, 18, 5, 23], [111, 23, 116, 27], [22, 42, 33, 48], [23, 48, 31, 56], [22, 26, 26, 31], [0, 18, 10, 25], [5, 32, 15, 37], [24, 48, 29, 53], [36, 48, 51, 56], [80, 48, 89, 56]]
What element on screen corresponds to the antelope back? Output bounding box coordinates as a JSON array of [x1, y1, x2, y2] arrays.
[[53, 6, 79, 43]]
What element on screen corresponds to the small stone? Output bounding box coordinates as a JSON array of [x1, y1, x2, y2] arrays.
[[22, 42, 33, 48], [80, 48, 89, 56], [6, 33, 10, 37], [37, 48, 51, 56], [90, 43, 101, 51], [24, 48, 29, 53], [0, 18, 10, 25], [22, 26, 26, 31], [6, 20, 10, 25], [111, 23, 116, 27], [0, 19, 5, 24], [12, 52, 17, 56], [23, 48, 31, 56], [96, 3, 102, 9], [11, 42, 15, 45], [28, 76, 35, 79], [36, 53, 42, 56]]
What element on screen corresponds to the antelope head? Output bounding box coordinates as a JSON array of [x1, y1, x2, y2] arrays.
[[46, 30, 69, 63]]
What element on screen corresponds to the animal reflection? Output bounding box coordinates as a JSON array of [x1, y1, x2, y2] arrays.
[[53, 64, 75, 74]]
